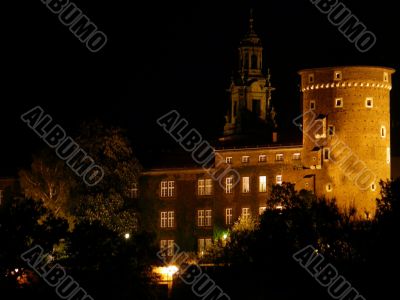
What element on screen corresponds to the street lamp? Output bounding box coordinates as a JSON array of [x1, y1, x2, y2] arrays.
[[124, 233, 130, 240]]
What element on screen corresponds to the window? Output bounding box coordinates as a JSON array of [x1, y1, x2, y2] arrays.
[[252, 99, 261, 116], [308, 73, 314, 83], [198, 238, 212, 255], [276, 175, 282, 185], [384, 72, 389, 82], [310, 100, 316, 110], [335, 98, 343, 108], [205, 210, 212, 226], [251, 54, 258, 69], [242, 156, 250, 163], [225, 208, 233, 225], [205, 179, 212, 195], [242, 177, 250, 193], [161, 181, 175, 197], [242, 208, 251, 221], [225, 177, 233, 194], [259, 155, 267, 162], [0, 190, 2, 205], [292, 153, 301, 160], [334, 71, 342, 80], [198, 210, 212, 227], [197, 210, 204, 227], [371, 183, 376, 191], [128, 183, 138, 199], [233, 102, 238, 117], [324, 148, 330, 161], [225, 157, 232, 164], [365, 97, 373, 108], [160, 240, 175, 257], [275, 154, 284, 161], [259, 176, 267, 193], [387, 147, 391, 164], [381, 126, 386, 138], [198, 179, 213, 195], [326, 183, 333, 192], [328, 125, 335, 136], [259, 207, 266, 215], [161, 211, 175, 228]]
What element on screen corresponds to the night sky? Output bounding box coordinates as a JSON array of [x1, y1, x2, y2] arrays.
[[2, 0, 399, 176]]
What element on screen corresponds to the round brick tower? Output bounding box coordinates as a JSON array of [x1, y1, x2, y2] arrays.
[[298, 66, 395, 217]]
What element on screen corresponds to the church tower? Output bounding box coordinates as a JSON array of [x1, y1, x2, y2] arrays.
[[223, 10, 276, 138]]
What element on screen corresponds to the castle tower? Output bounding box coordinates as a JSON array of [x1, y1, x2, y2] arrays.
[[298, 66, 395, 216], [224, 10, 276, 137]]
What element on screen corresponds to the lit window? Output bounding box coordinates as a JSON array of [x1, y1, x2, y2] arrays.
[[128, 183, 138, 199], [225, 208, 233, 225], [225, 157, 232, 164], [242, 208, 251, 221], [225, 177, 233, 194], [161, 181, 175, 197], [259, 176, 267, 193], [384, 72, 389, 82], [197, 210, 204, 227], [326, 183, 333, 192], [276, 175, 282, 185], [205, 179, 213, 195], [198, 210, 212, 227], [258, 155, 267, 162], [275, 154, 284, 161], [308, 74, 314, 83], [242, 156, 250, 163], [328, 125, 335, 136], [292, 153, 301, 160], [198, 179, 205, 195], [242, 177, 250, 193], [371, 183, 376, 191], [310, 100, 316, 110], [387, 148, 391, 164], [205, 210, 212, 226], [198, 179, 212, 196], [381, 126, 386, 138], [161, 211, 175, 228], [324, 148, 330, 161], [365, 97, 373, 108], [198, 238, 212, 255], [167, 211, 174, 227], [335, 98, 343, 108], [259, 207, 266, 215], [334, 71, 342, 81], [160, 240, 175, 257]]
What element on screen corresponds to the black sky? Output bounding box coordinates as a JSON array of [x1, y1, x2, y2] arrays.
[[2, 0, 399, 175]]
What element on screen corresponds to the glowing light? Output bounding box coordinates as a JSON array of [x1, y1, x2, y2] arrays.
[[15, 268, 19, 273], [222, 233, 228, 240], [124, 233, 130, 240], [153, 265, 179, 281]]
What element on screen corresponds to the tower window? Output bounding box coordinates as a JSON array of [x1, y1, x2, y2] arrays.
[[365, 97, 373, 108], [371, 183, 376, 191], [251, 54, 258, 69], [310, 100, 316, 110], [324, 148, 330, 161], [387, 148, 391, 164], [233, 102, 238, 117], [381, 126, 386, 138], [383, 72, 389, 82], [308, 74, 315, 84], [334, 71, 342, 81], [252, 99, 261, 116], [328, 125, 335, 136], [326, 183, 333, 192], [335, 98, 343, 108]]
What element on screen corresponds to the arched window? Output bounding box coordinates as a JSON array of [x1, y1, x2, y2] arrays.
[[251, 54, 258, 69]]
